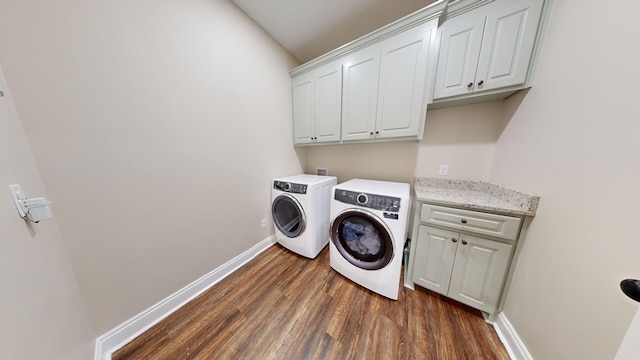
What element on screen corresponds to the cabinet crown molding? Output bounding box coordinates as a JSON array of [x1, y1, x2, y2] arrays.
[[290, 0, 448, 77], [442, 0, 495, 19]]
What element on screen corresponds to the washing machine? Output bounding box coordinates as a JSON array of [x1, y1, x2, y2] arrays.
[[329, 179, 410, 300], [272, 174, 337, 259]]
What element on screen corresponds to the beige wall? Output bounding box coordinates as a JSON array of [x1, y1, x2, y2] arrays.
[[414, 101, 503, 180], [0, 0, 303, 335], [306, 101, 503, 184], [0, 66, 95, 359], [2, 0, 639, 359], [305, 141, 418, 184], [489, 1, 640, 359]]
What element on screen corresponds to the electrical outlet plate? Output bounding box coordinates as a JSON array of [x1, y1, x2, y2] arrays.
[[439, 165, 448, 176]]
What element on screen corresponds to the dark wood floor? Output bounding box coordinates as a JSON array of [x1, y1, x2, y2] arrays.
[[113, 244, 510, 360]]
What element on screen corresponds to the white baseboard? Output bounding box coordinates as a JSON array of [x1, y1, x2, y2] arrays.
[[492, 312, 533, 360], [94, 235, 276, 360]]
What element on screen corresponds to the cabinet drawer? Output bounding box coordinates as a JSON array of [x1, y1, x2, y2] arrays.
[[420, 204, 521, 241]]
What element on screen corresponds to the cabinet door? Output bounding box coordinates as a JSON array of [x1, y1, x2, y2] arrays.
[[376, 20, 437, 139], [448, 234, 512, 313], [341, 46, 380, 142], [314, 62, 342, 143], [412, 225, 458, 295], [475, 0, 544, 92], [432, 12, 485, 100], [292, 73, 315, 144]]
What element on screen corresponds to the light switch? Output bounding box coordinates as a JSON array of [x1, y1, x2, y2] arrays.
[[8, 184, 53, 223]]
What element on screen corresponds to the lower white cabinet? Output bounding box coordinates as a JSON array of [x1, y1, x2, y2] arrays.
[[412, 225, 512, 313], [411, 204, 521, 314]]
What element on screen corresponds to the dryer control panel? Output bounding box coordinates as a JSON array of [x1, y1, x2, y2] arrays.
[[334, 189, 401, 213], [273, 181, 307, 194]]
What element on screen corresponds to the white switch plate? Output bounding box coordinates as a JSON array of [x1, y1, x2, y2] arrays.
[[260, 218, 267, 229], [439, 165, 448, 176], [8, 184, 27, 217]]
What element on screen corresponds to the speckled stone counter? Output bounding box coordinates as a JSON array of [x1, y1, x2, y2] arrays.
[[414, 178, 540, 216]]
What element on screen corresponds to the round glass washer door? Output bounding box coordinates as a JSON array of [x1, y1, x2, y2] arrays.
[[330, 208, 394, 270], [272, 194, 306, 238]]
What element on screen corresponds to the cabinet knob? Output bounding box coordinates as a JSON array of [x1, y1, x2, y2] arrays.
[[477, 80, 484, 86], [467, 82, 474, 88], [452, 238, 458, 243], [462, 240, 468, 245], [375, 131, 379, 135], [370, 132, 374, 135], [461, 219, 467, 224]]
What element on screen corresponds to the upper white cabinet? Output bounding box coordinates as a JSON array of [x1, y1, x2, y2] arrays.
[[340, 46, 381, 142], [292, 61, 342, 145], [341, 21, 437, 142], [289, 1, 447, 146], [432, 0, 545, 102], [289, 0, 550, 143]]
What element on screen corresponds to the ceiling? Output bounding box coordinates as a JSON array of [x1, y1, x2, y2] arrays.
[[231, 0, 439, 63]]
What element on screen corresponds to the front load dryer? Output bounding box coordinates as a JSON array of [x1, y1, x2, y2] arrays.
[[272, 174, 337, 259], [329, 179, 410, 300]]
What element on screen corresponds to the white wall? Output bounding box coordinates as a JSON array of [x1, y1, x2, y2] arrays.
[[489, 1, 640, 359], [0, 65, 95, 360], [616, 307, 640, 360], [0, 0, 303, 335]]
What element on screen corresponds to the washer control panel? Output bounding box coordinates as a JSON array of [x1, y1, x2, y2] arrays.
[[334, 189, 401, 213], [273, 181, 307, 194]]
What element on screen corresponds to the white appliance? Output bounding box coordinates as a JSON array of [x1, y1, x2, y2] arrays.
[[272, 174, 337, 259], [329, 179, 410, 300]]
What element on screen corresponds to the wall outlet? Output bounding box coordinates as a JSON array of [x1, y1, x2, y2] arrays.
[[260, 218, 267, 229], [439, 164, 448, 176]]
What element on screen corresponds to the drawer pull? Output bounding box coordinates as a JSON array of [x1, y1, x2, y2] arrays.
[[452, 238, 458, 243], [461, 219, 468, 224], [461, 240, 468, 245]]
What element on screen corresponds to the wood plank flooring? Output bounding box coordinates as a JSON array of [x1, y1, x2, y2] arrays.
[[113, 244, 510, 360]]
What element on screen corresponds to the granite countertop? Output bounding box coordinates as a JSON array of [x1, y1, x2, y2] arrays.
[[414, 178, 540, 217]]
